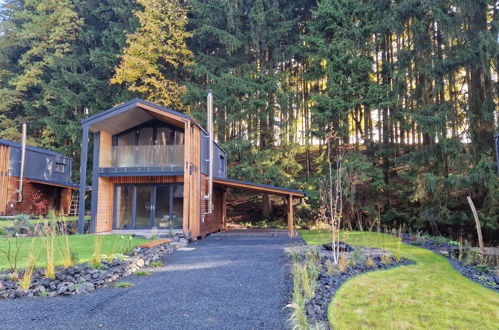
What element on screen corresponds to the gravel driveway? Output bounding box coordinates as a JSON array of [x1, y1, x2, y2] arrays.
[[0, 230, 300, 330]]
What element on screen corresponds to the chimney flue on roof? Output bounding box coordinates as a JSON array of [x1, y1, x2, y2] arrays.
[[207, 90, 214, 215], [17, 123, 27, 202]]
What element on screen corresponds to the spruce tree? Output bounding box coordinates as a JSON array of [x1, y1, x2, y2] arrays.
[[111, 0, 193, 109]]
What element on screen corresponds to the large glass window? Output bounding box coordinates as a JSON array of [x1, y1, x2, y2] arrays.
[[115, 186, 133, 229], [114, 184, 183, 230], [112, 122, 184, 168]]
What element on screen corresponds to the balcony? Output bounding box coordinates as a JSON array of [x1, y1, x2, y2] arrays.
[[99, 145, 184, 175]]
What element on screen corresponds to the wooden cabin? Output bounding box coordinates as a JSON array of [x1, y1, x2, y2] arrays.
[[0, 139, 78, 216], [78, 99, 305, 238]]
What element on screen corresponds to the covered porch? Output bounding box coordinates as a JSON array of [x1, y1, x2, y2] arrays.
[[213, 177, 306, 237]]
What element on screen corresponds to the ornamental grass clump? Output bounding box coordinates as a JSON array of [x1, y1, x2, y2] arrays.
[[325, 258, 335, 275], [288, 262, 308, 330], [338, 254, 347, 272], [20, 237, 41, 290], [92, 235, 104, 268], [59, 224, 74, 268], [43, 221, 56, 279], [366, 255, 375, 267]]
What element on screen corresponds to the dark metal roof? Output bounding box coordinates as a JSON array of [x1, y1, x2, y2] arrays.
[[0, 138, 67, 158], [26, 177, 80, 189], [213, 176, 306, 197], [81, 98, 226, 153], [81, 98, 191, 125]]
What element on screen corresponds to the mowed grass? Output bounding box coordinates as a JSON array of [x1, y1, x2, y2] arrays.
[[0, 235, 148, 270], [300, 230, 499, 329]]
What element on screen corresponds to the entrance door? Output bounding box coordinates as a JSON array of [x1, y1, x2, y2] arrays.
[[135, 185, 154, 228], [113, 184, 183, 230]]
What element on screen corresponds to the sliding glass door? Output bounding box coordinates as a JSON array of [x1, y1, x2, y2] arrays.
[[113, 184, 183, 230]]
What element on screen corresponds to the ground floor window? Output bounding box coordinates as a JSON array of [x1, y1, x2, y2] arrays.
[[114, 183, 183, 230]]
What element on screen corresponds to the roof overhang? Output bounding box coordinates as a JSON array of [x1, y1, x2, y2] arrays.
[[213, 177, 306, 198], [26, 178, 80, 190], [82, 99, 191, 135]]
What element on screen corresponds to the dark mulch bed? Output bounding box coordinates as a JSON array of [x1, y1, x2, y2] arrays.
[[306, 255, 414, 324], [404, 238, 499, 292]]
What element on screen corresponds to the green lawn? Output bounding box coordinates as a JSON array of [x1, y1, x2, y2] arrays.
[[300, 230, 499, 329], [0, 234, 149, 271]]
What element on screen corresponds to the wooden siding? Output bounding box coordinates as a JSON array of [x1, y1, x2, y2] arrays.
[[95, 177, 113, 232], [199, 174, 224, 236], [99, 131, 112, 167], [0, 145, 10, 214], [182, 121, 191, 234], [2, 176, 66, 216], [185, 124, 202, 237]]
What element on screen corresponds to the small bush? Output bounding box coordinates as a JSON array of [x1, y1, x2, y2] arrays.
[[150, 261, 164, 267], [13, 214, 33, 234], [474, 265, 489, 274], [350, 250, 364, 265], [134, 271, 152, 276], [325, 258, 335, 275], [366, 256, 375, 266], [113, 282, 133, 288]]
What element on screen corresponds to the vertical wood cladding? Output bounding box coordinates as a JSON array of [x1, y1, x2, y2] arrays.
[[199, 174, 224, 236], [2, 177, 70, 216], [186, 124, 202, 237], [0, 145, 10, 214], [95, 177, 113, 232]]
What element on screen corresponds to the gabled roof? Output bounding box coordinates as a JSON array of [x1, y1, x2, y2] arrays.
[[81, 98, 228, 151], [81, 98, 191, 125], [0, 138, 68, 158], [213, 177, 306, 197]]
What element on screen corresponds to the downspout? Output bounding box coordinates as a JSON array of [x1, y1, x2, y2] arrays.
[[17, 123, 27, 202], [207, 90, 214, 214]]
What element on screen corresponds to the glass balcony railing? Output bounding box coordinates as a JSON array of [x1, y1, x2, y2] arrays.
[[111, 145, 184, 168]]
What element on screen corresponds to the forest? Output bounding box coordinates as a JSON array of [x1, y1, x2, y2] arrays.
[[0, 0, 497, 242]]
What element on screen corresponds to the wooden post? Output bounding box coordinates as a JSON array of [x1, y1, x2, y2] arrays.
[[467, 196, 484, 253], [287, 194, 294, 237], [221, 189, 227, 230]]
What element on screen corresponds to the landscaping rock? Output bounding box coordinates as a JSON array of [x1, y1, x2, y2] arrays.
[[0, 239, 182, 300], [322, 242, 354, 252]]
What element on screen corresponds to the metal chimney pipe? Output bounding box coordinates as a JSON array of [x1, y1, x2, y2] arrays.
[[207, 90, 214, 214], [17, 123, 27, 202]]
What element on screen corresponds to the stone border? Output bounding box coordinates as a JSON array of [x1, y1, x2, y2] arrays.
[[306, 253, 413, 325], [0, 237, 188, 299]]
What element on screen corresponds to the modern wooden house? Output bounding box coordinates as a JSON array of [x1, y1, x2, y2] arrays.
[[0, 138, 79, 216], [77, 98, 305, 237]]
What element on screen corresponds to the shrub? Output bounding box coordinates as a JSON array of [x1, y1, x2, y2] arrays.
[[13, 214, 33, 234], [474, 265, 489, 274], [350, 250, 364, 265], [150, 261, 164, 267], [134, 271, 152, 276], [113, 282, 133, 288]]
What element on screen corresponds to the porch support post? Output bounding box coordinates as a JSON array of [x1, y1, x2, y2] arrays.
[[287, 194, 295, 237], [78, 125, 89, 234], [89, 132, 100, 233], [221, 189, 227, 229]]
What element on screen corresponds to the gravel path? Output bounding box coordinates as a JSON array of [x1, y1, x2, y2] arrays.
[[0, 230, 301, 330]]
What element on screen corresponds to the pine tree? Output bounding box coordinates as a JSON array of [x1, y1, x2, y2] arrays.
[[111, 0, 193, 109]]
